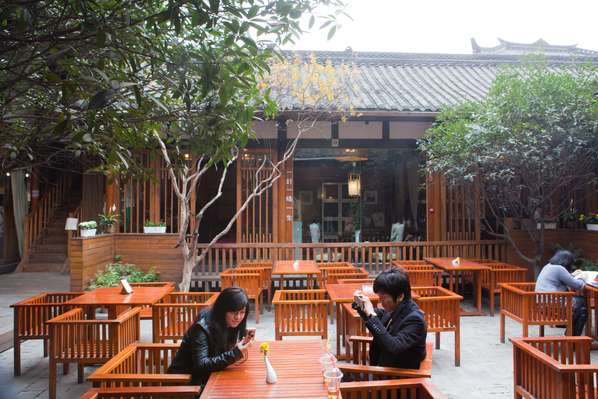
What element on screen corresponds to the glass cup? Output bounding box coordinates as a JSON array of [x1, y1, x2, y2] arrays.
[[324, 367, 343, 399], [319, 354, 337, 382]]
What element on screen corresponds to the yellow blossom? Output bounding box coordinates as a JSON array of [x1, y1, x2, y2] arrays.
[[260, 342, 270, 354]]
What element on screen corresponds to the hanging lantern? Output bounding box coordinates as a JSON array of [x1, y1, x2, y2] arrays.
[[348, 172, 361, 197]]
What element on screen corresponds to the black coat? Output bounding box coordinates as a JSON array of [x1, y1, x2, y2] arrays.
[[364, 299, 427, 369], [167, 309, 243, 385]]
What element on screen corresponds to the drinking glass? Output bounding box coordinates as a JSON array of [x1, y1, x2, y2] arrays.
[[319, 354, 336, 382], [324, 367, 343, 399]]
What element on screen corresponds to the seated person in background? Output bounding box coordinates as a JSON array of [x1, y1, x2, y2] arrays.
[[535, 250, 587, 336], [354, 268, 427, 369], [168, 287, 253, 385]]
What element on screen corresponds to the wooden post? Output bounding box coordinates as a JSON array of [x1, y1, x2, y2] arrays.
[[105, 173, 119, 231]]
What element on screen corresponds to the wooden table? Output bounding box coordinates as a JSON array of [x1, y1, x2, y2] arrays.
[[200, 340, 329, 398], [66, 286, 174, 319], [425, 257, 491, 316], [272, 260, 321, 290]]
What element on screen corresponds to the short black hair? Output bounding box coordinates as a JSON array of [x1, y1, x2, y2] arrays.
[[549, 250, 576, 270], [373, 268, 411, 302]]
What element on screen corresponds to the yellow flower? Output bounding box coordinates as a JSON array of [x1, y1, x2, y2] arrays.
[[260, 342, 270, 354]]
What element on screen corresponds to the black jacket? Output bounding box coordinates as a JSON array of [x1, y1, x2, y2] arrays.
[[363, 299, 427, 369], [167, 309, 243, 385]]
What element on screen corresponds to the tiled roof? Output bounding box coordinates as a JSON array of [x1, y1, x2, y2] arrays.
[[280, 49, 598, 113]]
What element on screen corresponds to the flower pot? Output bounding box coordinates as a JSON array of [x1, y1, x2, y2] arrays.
[[536, 222, 557, 230], [103, 225, 116, 234], [587, 224, 598, 231], [143, 226, 166, 234], [80, 228, 96, 238]]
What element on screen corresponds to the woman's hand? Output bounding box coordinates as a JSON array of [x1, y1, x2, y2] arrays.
[[235, 339, 251, 364], [360, 296, 376, 318]]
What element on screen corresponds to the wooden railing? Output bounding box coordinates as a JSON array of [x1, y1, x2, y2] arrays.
[[23, 174, 71, 258], [194, 240, 508, 275]]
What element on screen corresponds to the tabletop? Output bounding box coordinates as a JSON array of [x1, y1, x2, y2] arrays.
[[66, 286, 173, 306], [273, 260, 320, 275], [200, 340, 329, 398], [326, 283, 378, 303], [424, 257, 491, 271]]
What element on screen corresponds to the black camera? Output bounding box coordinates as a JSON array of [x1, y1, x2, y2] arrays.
[[351, 301, 360, 311]]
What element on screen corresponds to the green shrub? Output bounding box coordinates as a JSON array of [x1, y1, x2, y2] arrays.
[[88, 260, 158, 289]]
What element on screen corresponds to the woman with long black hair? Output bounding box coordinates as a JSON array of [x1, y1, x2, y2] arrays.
[[168, 287, 254, 384]]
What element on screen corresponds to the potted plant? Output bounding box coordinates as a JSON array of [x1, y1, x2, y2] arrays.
[[559, 207, 579, 229], [79, 221, 98, 237], [143, 220, 166, 234], [98, 207, 118, 234], [580, 213, 598, 231]]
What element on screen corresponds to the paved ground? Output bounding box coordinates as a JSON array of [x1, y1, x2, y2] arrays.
[[0, 272, 596, 398]]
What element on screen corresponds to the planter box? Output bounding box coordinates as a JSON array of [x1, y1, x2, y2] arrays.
[[144, 226, 166, 234], [536, 222, 557, 230], [587, 224, 598, 231], [80, 228, 97, 238]]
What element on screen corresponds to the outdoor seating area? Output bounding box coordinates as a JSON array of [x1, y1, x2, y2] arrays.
[[10, 255, 590, 398]]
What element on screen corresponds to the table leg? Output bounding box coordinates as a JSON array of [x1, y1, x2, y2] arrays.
[[475, 270, 482, 313], [449, 271, 454, 292], [335, 302, 342, 357]]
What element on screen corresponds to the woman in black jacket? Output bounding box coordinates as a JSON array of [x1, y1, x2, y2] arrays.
[[354, 268, 427, 369], [168, 287, 254, 385]]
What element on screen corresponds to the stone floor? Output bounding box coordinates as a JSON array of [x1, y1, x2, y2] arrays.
[[0, 272, 596, 398]]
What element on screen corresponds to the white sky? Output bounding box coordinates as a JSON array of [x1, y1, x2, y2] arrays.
[[286, 0, 598, 54]]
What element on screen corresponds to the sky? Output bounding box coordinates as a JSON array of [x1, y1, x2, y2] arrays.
[[286, 0, 598, 54]]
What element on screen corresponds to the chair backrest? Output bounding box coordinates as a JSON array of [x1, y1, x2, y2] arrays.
[[511, 336, 597, 399], [47, 307, 140, 362], [412, 287, 462, 332], [500, 283, 574, 323], [341, 378, 446, 399], [480, 263, 528, 290], [220, 273, 262, 297], [327, 270, 370, 285], [152, 293, 218, 342], [272, 289, 329, 340], [400, 266, 442, 287], [337, 278, 375, 284], [80, 386, 202, 399], [349, 336, 433, 371], [88, 343, 191, 388], [393, 261, 429, 268], [11, 292, 83, 339]]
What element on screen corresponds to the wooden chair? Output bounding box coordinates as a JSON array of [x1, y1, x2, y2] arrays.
[[47, 307, 141, 399], [401, 265, 443, 287], [500, 282, 574, 343], [337, 278, 375, 284], [220, 271, 263, 323], [480, 263, 528, 315], [340, 303, 371, 359], [272, 289, 329, 340], [80, 386, 202, 399], [152, 292, 219, 342], [317, 263, 357, 288], [88, 342, 191, 388], [340, 378, 447, 399], [327, 268, 370, 285], [11, 291, 83, 376], [116, 282, 176, 319], [238, 261, 273, 305], [510, 336, 598, 399], [339, 336, 433, 380], [412, 286, 463, 366], [393, 260, 430, 267]]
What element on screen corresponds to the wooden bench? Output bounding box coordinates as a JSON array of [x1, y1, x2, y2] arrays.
[[272, 289, 329, 340], [47, 307, 141, 399], [510, 336, 598, 399], [80, 386, 202, 399], [11, 291, 83, 376], [413, 286, 463, 366], [341, 378, 446, 399], [152, 292, 219, 342], [339, 336, 433, 380], [88, 342, 191, 388], [220, 271, 263, 323], [500, 282, 574, 343], [480, 263, 528, 315]]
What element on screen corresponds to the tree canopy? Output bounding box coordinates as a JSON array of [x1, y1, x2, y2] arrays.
[[0, 0, 347, 172], [420, 60, 598, 269]]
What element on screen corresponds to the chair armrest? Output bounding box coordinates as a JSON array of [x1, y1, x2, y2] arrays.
[[337, 363, 431, 379], [348, 336, 373, 344]]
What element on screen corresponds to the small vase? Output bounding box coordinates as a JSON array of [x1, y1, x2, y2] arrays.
[[264, 355, 277, 384]]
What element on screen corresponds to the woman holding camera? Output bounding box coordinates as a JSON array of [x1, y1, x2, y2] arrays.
[[354, 268, 427, 369], [168, 287, 254, 385]]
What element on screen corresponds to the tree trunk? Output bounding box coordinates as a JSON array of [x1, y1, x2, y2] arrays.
[[179, 243, 194, 292]]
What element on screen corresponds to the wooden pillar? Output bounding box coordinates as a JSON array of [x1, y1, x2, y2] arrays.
[[275, 119, 294, 243], [148, 155, 161, 223], [105, 173, 119, 230], [426, 173, 444, 241]]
